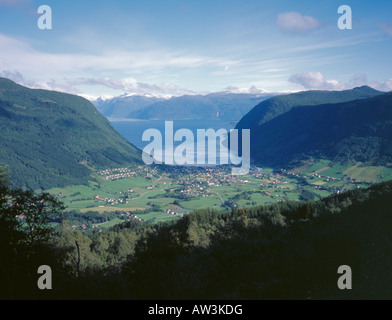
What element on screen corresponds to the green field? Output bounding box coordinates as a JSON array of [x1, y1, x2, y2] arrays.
[[180, 197, 222, 210], [47, 161, 392, 230], [298, 160, 392, 183]]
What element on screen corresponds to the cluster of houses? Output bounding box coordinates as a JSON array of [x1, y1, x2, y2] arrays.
[[308, 173, 359, 184], [120, 211, 145, 222], [177, 185, 210, 198], [97, 167, 137, 181], [283, 169, 369, 194], [97, 165, 163, 182], [164, 209, 184, 217], [171, 167, 246, 188], [93, 194, 124, 205]]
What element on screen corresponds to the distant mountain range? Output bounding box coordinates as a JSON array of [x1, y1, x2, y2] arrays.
[[0, 78, 142, 190], [235, 86, 392, 167], [94, 94, 165, 119], [93, 92, 274, 121]]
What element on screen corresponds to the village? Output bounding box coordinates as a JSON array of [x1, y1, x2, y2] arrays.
[[95, 163, 371, 207], [57, 162, 376, 232]]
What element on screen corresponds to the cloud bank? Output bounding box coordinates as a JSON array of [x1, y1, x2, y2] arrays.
[[72, 77, 197, 98], [0, 33, 234, 97], [289, 71, 392, 92], [288, 72, 343, 90], [0, 70, 197, 98]]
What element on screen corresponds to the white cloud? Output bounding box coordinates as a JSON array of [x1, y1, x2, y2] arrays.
[[0, 33, 237, 96], [288, 71, 344, 90], [71, 77, 197, 97], [0, 70, 26, 84], [289, 71, 392, 92], [277, 12, 320, 34], [383, 79, 392, 92], [349, 74, 392, 92], [222, 85, 265, 94], [349, 73, 369, 87], [0, 71, 196, 98]]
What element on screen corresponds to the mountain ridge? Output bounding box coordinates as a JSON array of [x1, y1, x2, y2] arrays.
[[236, 85, 383, 130], [93, 92, 275, 121], [236, 89, 392, 167], [0, 77, 142, 190]]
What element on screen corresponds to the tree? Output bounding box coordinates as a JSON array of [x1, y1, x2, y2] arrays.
[[0, 166, 66, 298], [9, 189, 65, 249], [0, 165, 21, 246]]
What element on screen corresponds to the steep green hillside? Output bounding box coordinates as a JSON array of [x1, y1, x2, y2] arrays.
[[236, 86, 382, 131], [0, 78, 142, 190], [239, 91, 392, 167]]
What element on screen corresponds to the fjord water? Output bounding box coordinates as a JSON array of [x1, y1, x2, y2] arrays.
[[110, 119, 236, 165]]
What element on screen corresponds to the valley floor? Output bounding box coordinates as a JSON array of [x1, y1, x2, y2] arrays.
[[44, 159, 392, 232]]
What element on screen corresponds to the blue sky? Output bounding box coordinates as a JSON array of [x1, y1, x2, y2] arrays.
[[0, 0, 391, 98]]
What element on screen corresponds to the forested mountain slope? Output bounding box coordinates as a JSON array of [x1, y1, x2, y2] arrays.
[[235, 87, 392, 167], [0, 78, 142, 189]]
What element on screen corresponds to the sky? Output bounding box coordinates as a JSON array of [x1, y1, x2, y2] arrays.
[[0, 0, 391, 99]]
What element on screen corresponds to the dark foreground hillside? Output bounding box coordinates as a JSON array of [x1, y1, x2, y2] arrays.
[[0, 78, 142, 190], [1, 165, 392, 300]]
